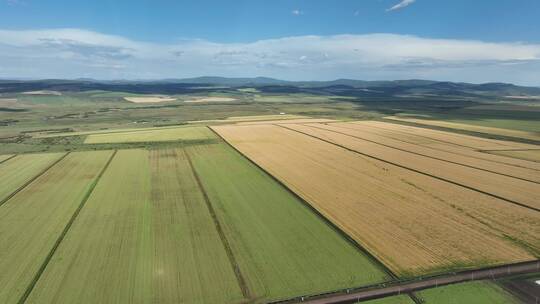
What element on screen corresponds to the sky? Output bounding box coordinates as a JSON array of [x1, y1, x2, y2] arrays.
[[1, 0, 540, 85]]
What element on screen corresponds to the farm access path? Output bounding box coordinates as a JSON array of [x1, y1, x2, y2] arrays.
[[271, 260, 540, 304]]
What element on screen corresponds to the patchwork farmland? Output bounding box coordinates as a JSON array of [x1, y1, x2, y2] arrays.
[[0, 116, 538, 303], [213, 122, 540, 277]]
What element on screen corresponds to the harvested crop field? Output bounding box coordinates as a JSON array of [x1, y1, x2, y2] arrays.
[[338, 121, 540, 171], [124, 96, 176, 103], [184, 97, 236, 103], [365, 120, 537, 150], [385, 116, 540, 141], [214, 124, 540, 276], [0, 152, 65, 203], [84, 126, 215, 144], [0, 151, 113, 304], [283, 123, 540, 209], [313, 122, 540, 183], [25, 146, 387, 303]]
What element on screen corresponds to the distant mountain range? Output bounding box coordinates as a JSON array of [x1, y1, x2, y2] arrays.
[[1, 77, 539, 97]]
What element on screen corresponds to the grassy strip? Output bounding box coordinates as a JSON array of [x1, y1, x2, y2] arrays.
[[418, 281, 520, 304], [18, 150, 117, 304]]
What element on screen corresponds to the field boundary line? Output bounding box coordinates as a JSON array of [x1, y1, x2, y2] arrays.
[[307, 123, 540, 184], [17, 150, 118, 304], [0, 152, 69, 208], [183, 148, 252, 300], [0, 154, 18, 164], [327, 122, 540, 172], [279, 125, 540, 213], [269, 260, 540, 304], [206, 127, 428, 303]]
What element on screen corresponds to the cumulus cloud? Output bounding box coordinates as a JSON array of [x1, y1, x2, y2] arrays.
[[291, 9, 303, 16], [0, 28, 539, 84], [387, 0, 416, 12]]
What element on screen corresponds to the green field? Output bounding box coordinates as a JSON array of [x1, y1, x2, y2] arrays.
[[417, 281, 519, 304], [26, 149, 245, 304], [0, 151, 112, 304], [23, 145, 388, 303], [362, 295, 416, 304], [0, 152, 64, 203], [186, 143, 388, 300], [83, 126, 215, 144]]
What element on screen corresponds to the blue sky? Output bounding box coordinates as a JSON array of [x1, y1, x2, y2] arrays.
[[1, 0, 540, 84]]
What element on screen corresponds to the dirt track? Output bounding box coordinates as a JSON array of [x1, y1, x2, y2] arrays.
[[270, 260, 540, 304]]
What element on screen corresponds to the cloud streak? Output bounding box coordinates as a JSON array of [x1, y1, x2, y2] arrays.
[[0, 28, 539, 85], [387, 0, 416, 12]]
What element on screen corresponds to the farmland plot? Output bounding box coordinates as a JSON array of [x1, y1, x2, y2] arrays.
[[214, 124, 540, 276], [361, 121, 537, 150], [0, 152, 65, 203], [336, 121, 540, 171], [186, 143, 388, 300], [307, 122, 540, 183], [283, 123, 540, 210], [84, 126, 214, 144], [385, 116, 540, 141], [25, 149, 244, 304], [0, 151, 112, 304]]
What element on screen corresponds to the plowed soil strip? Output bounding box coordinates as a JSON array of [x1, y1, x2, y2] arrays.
[[18, 150, 117, 304], [281, 125, 540, 213], [184, 150, 252, 299], [307, 123, 539, 184], [0, 152, 69, 208]]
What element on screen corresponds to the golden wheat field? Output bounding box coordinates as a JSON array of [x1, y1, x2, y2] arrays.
[[336, 121, 540, 171], [282, 123, 540, 210]]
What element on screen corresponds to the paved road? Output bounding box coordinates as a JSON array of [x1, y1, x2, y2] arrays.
[[271, 260, 540, 304]]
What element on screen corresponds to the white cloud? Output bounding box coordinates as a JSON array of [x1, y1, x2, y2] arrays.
[[6, 0, 26, 6], [0, 28, 539, 85], [292, 9, 303, 16], [387, 0, 416, 12]]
